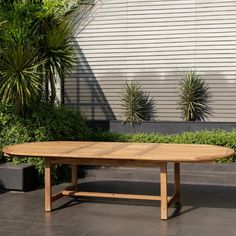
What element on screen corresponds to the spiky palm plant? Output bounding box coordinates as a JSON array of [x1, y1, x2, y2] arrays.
[[0, 43, 44, 112], [37, 14, 76, 103], [121, 81, 155, 126], [178, 70, 212, 121], [0, 1, 77, 108]]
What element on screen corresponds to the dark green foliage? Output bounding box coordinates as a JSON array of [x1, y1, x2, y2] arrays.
[[178, 70, 212, 121], [0, 21, 5, 43], [0, 1, 43, 45], [121, 81, 155, 126], [24, 103, 88, 141], [43, 0, 84, 16], [0, 1, 88, 185], [87, 130, 236, 163], [0, 1, 77, 111], [0, 103, 88, 184]]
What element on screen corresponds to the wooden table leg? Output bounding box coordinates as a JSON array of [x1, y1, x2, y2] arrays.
[[45, 158, 52, 212], [160, 162, 168, 220], [174, 162, 181, 204], [71, 165, 77, 191]]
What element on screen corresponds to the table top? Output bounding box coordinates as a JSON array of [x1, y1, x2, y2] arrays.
[[3, 141, 234, 162]]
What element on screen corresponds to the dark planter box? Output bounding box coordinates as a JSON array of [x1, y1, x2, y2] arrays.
[[110, 121, 236, 135], [0, 162, 38, 191], [87, 120, 110, 132]]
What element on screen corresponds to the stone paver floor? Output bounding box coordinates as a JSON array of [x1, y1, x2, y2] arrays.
[[0, 179, 236, 236]]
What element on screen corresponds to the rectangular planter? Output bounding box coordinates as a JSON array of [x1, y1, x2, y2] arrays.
[[0, 162, 38, 191], [110, 121, 236, 135]]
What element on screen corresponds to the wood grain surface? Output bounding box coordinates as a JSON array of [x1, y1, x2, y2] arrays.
[[3, 141, 234, 162]]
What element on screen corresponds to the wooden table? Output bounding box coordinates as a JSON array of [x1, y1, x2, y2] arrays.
[[3, 141, 234, 220]]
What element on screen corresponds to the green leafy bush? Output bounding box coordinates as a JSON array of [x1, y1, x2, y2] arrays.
[[0, 0, 77, 111], [0, 103, 88, 184], [87, 130, 236, 163]]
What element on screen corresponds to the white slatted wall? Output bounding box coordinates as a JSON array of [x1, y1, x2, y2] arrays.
[[64, 0, 236, 121]]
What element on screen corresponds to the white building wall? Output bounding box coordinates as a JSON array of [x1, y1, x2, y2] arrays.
[[65, 0, 236, 121]]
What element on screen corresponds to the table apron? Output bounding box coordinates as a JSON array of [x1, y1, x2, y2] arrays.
[[50, 157, 166, 167]]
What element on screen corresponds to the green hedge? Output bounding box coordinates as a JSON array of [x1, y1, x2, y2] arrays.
[[0, 103, 88, 184], [1, 102, 235, 186], [87, 130, 236, 163]]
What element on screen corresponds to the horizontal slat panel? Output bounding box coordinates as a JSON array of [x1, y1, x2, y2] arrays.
[[78, 39, 236, 47], [63, 102, 236, 111], [65, 0, 236, 122], [67, 73, 236, 78], [78, 58, 236, 65], [74, 66, 236, 71], [76, 29, 236, 37]]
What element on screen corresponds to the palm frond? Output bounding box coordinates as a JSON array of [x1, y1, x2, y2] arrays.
[[0, 43, 45, 112], [39, 16, 76, 102]]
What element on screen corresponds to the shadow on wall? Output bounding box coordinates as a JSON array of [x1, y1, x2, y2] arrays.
[[72, 0, 104, 35], [127, 69, 231, 121], [64, 43, 116, 120]]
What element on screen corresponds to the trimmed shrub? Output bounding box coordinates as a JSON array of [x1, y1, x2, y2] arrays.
[[0, 103, 88, 184]]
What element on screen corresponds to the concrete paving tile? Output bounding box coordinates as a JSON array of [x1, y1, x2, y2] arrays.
[[0, 220, 36, 233], [0, 231, 31, 236], [180, 207, 236, 227], [0, 182, 235, 236], [175, 225, 235, 236], [83, 221, 178, 236], [26, 223, 88, 236]]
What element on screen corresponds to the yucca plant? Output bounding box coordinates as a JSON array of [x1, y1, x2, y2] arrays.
[[121, 81, 155, 126], [0, 1, 78, 108], [178, 70, 212, 121], [0, 43, 44, 113], [38, 15, 76, 103]]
